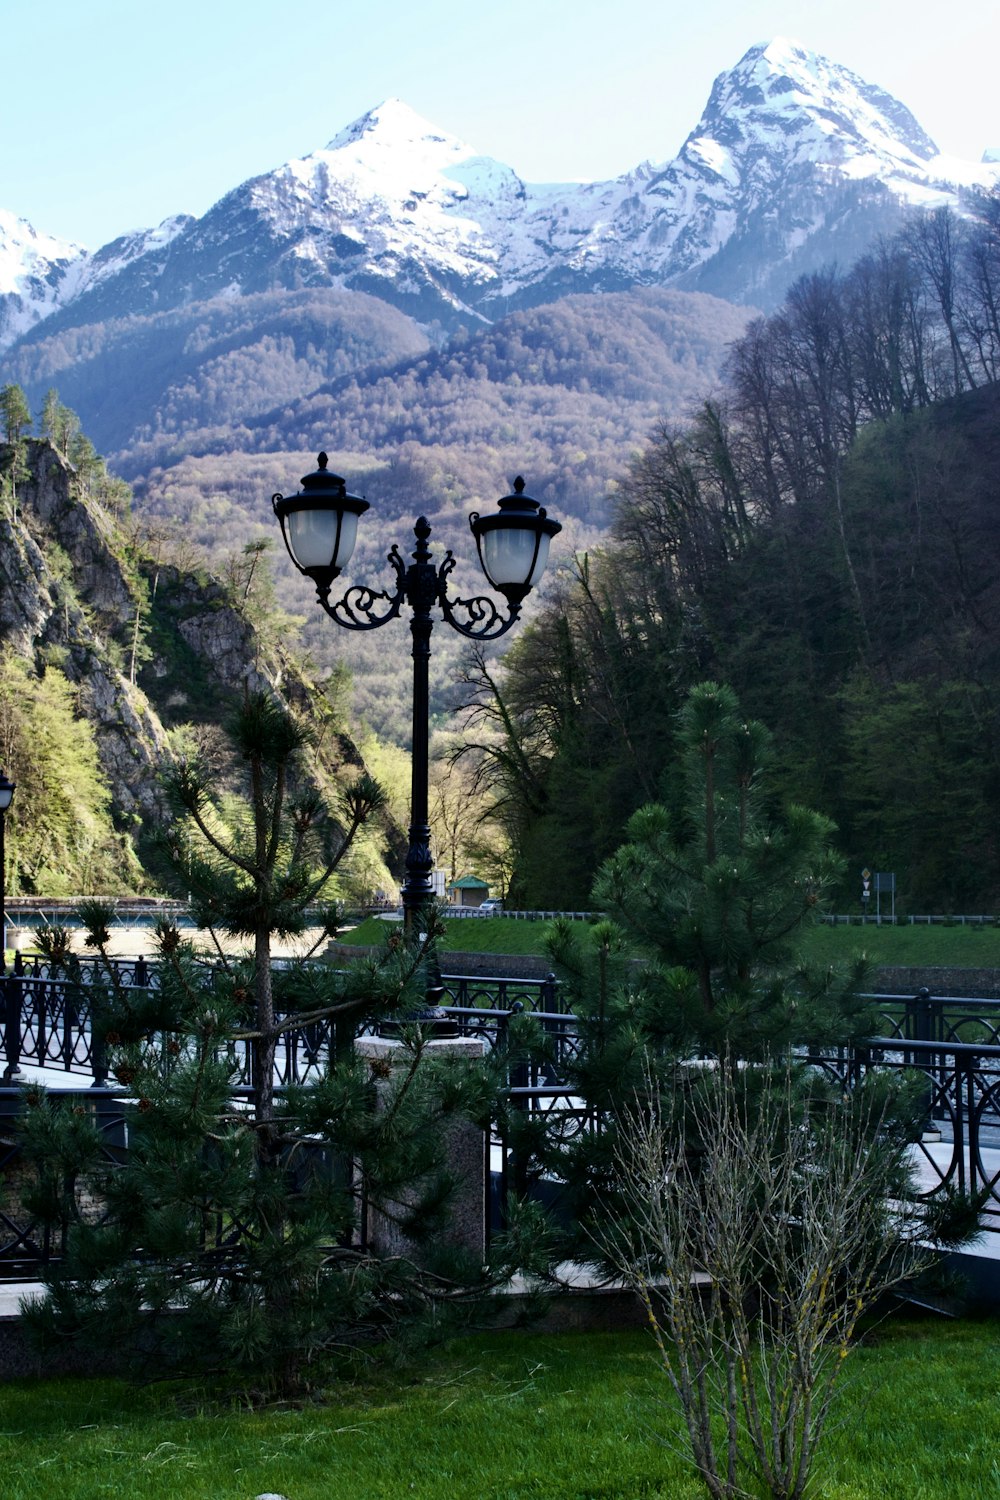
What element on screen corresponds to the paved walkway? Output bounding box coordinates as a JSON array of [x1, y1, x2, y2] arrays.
[[0, 1283, 42, 1317], [912, 1139, 1000, 1260]]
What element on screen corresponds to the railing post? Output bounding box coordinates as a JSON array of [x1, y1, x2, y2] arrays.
[[36, 976, 49, 1067], [1, 974, 22, 1081], [911, 989, 936, 1123], [953, 1052, 969, 1198], [541, 971, 558, 1013], [851, 1043, 870, 1090], [494, 1007, 530, 1232], [90, 990, 109, 1089], [910, 988, 931, 1047], [63, 981, 74, 1071], [509, 1023, 530, 1206]]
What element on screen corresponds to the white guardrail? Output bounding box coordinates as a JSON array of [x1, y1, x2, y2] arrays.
[[822, 914, 1000, 926]]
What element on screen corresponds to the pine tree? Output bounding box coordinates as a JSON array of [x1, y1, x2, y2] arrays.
[[19, 692, 529, 1394], [0, 382, 31, 519], [0, 383, 30, 445], [511, 683, 911, 1265], [592, 681, 869, 1055]]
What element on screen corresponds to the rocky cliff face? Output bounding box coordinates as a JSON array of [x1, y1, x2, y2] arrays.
[[0, 439, 371, 860], [1, 441, 170, 823]]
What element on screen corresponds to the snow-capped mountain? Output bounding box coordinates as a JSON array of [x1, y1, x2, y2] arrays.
[[0, 211, 88, 347], [2, 38, 998, 353], [638, 38, 998, 302], [0, 212, 195, 353]]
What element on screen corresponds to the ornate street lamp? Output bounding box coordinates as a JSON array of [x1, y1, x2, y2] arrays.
[[274, 453, 561, 929], [0, 771, 15, 974]]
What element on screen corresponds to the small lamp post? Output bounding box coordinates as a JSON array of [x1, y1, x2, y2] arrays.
[[274, 454, 561, 930], [0, 772, 14, 973]]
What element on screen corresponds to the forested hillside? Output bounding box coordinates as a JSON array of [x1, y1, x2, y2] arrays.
[[100, 289, 745, 740], [231, 289, 752, 526], [0, 416, 400, 897], [4, 196, 998, 908], [6, 290, 433, 463], [466, 204, 1000, 910], [4, 287, 748, 533]]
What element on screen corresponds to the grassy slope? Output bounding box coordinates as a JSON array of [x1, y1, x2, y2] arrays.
[[338, 915, 560, 957], [339, 915, 1000, 969], [800, 922, 1000, 970], [0, 1321, 997, 1499]]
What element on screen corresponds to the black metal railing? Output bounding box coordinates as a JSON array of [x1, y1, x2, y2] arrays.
[[0, 966, 568, 1086], [2, 952, 155, 987], [872, 988, 1000, 1048], [3, 968, 1000, 1278], [0, 1088, 129, 1279], [806, 1037, 1000, 1233], [437, 972, 563, 1012], [0, 1084, 354, 1281]]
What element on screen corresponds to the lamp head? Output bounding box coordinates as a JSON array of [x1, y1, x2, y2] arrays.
[[273, 453, 370, 601], [469, 478, 562, 607]]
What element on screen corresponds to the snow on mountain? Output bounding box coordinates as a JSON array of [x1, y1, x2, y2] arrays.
[[596, 37, 998, 287], [3, 39, 999, 351], [242, 99, 512, 299], [121, 41, 1000, 313], [73, 214, 194, 296], [0, 210, 88, 347]]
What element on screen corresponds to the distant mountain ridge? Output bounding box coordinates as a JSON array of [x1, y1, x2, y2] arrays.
[[2, 37, 997, 350], [2, 32, 998, 591]]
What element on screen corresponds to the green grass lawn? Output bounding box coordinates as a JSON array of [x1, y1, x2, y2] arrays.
[[338, 914, 1000, 971], [338, 915, 559, 957], [0, 1320, 997, 1499], [799, 922, 1000, 970]]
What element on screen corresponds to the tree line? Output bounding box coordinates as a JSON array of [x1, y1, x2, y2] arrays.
[[464, 194, 1000, 911]]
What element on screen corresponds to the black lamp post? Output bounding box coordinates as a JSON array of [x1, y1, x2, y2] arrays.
[[0, 772, 14, 974], [273, 453, 561, 930]]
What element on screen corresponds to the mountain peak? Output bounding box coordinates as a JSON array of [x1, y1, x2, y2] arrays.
[[696, 36, 939, 170], [326, 98, 472, 156], [2, 37, 996, 354], [0, 209, 88, 347], [744, 36, 818, 69]]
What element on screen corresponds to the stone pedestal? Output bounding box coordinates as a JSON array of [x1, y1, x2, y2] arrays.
[[355, 1035, 486, 1261]]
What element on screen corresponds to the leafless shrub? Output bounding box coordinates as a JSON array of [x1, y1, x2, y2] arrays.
[[598, 1065, 929, 1500]]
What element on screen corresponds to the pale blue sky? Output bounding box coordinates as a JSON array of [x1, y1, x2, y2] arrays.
[[4, 0, 997, 248]]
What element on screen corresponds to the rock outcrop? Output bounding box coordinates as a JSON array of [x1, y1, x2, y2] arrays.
[[0, 438, 376, 861], [1, 441, 169, 822]]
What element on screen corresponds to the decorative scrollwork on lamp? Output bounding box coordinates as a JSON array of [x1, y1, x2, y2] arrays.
[[274, 454, 561, 930]]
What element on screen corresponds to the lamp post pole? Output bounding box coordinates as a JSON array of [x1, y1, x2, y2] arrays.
[[0, 772, 14, 973], [273, 455, 561, 933], [401, 517, 441, 923]]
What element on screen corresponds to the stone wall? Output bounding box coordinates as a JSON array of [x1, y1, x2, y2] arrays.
[[873, 967, 1000, 999], [333, 945, 1000, 1001], [331, 943, 555, 981]]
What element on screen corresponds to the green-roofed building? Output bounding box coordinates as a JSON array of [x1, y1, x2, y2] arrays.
[[447, 874, 490, 908]]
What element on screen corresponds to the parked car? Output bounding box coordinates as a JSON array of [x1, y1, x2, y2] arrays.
[[479, 898, 504, 915]]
